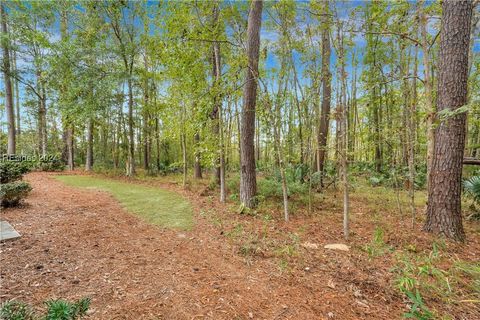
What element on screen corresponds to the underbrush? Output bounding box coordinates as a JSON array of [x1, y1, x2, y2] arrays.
[[391, 242, 479, 319]]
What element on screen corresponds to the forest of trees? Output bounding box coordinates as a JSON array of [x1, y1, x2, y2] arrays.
[[1, 0, 479, 242]]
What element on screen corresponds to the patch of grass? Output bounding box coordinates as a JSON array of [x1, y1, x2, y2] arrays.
[[54, 175, 193, 230]]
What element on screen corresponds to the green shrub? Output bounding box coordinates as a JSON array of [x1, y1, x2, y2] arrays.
[[0, 181, 32, 207], [0, 298, 90, 320], [0, 161, 31, 184]]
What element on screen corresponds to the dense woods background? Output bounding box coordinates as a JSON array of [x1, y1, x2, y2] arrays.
[[1, 0, 479, 240]]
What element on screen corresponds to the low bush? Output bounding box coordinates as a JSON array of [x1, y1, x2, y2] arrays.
[[0, 297, 90, 320], [0, 181, 32, 207], [0, 161, 31, 184]]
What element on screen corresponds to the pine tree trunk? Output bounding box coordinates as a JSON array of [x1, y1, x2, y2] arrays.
[[240, 0, 262, 208], [317, 6, 331, 185], [424, 0, 473, 242], [1, 3, 15, 155], [127, 77, 135, 176]]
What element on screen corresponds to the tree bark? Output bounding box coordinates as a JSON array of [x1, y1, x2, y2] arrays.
[[1, 3, 15, 154], [240, 0, 262, 208], [317, 3, 331, 186], [424, 0, 473, 242]]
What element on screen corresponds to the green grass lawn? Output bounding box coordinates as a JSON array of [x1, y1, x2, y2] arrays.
[[54, 175, 194, 230]]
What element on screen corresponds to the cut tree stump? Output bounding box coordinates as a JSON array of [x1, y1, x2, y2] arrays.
[[0, 221, 21, 241]]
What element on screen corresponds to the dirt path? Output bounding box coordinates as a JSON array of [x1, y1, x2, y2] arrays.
[[1, 172, 402, 319]]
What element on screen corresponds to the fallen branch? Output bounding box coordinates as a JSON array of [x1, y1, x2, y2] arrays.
[[463, 157, 480, 165]]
